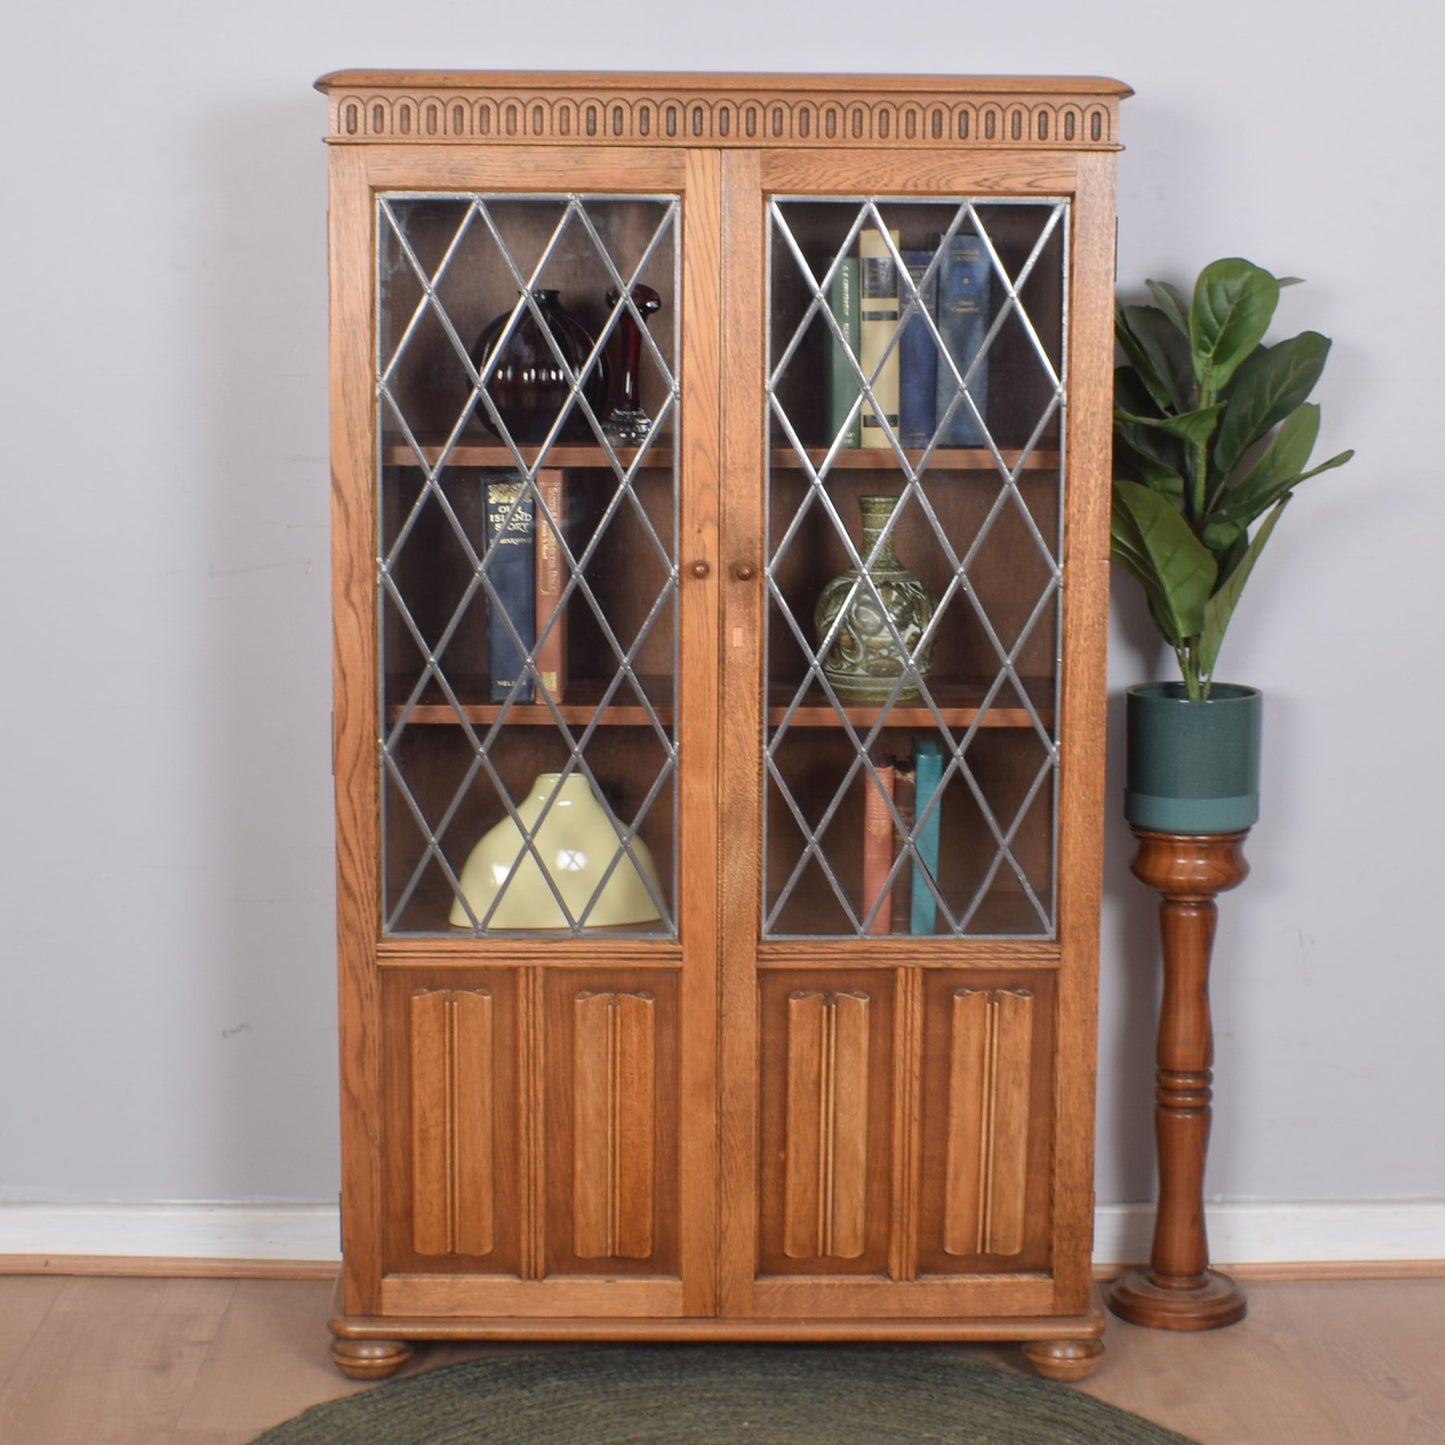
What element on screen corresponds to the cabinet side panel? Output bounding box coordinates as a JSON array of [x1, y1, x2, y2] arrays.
[[1051, 149, 1118, 1306], [329, 143, 384, 1316]]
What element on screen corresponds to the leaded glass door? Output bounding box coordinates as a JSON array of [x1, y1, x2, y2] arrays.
[[764, 196, 1067, 941], [376, 191, 683, 938], [719, 177, 1077, 1318], [346, 150, 721, 1319]]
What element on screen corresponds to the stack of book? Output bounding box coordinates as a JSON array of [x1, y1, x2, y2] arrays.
[[859, 736, 946, 936], [483, 468, 569, 705], [825, 228, 991, 452]]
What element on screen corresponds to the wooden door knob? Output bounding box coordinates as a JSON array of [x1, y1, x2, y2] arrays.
[[732, 561, 758, 581], [689, 560, 711, 579]]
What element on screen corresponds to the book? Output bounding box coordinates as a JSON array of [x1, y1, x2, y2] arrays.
[[825, 256, 861, 448], [897, 250, 939, 448], [933, 231, 992, 448], [861, 751, 895, 935], [857, 227, 901, 449], [890, 758, 916, 932], [533, 469, 568, 702], [909, 737, 944, 934], [483, 469, 535, 703]]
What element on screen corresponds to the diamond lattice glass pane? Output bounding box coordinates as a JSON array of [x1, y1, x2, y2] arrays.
[[763, 196, 1067, 939], [377, 192, 681, 937]]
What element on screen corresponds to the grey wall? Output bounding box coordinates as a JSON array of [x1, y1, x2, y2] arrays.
[[4, 0, 1440, 1215]]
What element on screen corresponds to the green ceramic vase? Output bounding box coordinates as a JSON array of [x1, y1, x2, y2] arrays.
[[814, 495, 936, 703], [1124, 682, 1262, 835]]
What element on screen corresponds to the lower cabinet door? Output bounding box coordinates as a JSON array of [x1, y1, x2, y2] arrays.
[[377, 965, 686, 1320], [749, 966, 1057, 1320]]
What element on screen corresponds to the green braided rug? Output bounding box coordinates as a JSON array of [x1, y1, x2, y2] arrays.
[[253, 1344, 1198, 1443]]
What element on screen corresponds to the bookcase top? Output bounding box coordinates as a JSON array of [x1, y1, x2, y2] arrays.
[[316, 71, 1130, 151]]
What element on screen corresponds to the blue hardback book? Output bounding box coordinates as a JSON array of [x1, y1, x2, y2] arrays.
[[483, 469, 535, 703], [909, 736, 944, 934], [897, 250, 938, 448], [933, 232, 991, 447]]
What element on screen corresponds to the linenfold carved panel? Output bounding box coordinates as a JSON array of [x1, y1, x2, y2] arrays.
[[409, 988, 496, 1258], [572, 990, 657, 1260], [943, 988, 1034, 1258], [782, 990, 872, 1260], [322, 81, 1122, 150]]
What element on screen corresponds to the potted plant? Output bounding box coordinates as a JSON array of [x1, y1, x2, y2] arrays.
[[1106, 258, 1354, 1332], [1111, 257, 1353, 833]]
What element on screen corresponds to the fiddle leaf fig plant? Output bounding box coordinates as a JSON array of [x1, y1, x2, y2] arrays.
[[1111, 257, 1354, 699]]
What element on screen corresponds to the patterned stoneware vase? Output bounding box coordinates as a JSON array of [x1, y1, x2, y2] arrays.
[[814, 495, 936, 703]]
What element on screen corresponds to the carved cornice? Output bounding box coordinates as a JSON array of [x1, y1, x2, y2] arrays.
[[317, 73, 1128, 151]]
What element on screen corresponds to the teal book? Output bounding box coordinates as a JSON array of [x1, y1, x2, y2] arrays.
[[897, 250, 939, 448], [483, 469, 535, 703], [909, 736, 944, 934], [826, 256, 861, 448], [933, 231, 992, 447]]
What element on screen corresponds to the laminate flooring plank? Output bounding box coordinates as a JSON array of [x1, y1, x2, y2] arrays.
[[170, 1279, 367, 1445], [1084, 1278, 1445, 1445], [0, 1277, 234, 1445], [0, 1276, 64, 1397]]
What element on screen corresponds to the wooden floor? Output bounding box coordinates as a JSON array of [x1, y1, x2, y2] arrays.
[[2, 1272, 1442, 1443]]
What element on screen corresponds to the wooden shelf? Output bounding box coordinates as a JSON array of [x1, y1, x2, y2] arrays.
[[772, 448, 1059, 472], [382, 439, 675, 470], [387, 674, 673, 727], [768, 677, 1053, 730]]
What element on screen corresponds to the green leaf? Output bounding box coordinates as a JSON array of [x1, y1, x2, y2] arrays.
[[1145, 279, 1190, 335], [1111, 480, 1217, 645], [1118, 403, 1225, 451], [1212, 331, 1331, 482], [1214, 446, 1355, 529], [1212, 403, 1321, 518], [1189, 258, 1280, 395], [1117, 304, 1194, 413], [1198, 497, 1290, 682]]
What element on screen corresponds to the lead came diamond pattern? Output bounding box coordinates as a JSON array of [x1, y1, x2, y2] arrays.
[[764, 197, 1069, 939], [375, 193, 681, 936]]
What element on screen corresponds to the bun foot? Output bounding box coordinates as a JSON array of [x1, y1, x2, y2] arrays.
[[330, 1336, 414, 1379], [1022, 1337, 1105, 1381], [1108, 1266, 1246, 1331]]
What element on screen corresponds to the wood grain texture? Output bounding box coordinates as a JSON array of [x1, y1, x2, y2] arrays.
[[782, 991, 871, 1261], [943, 988, 1034, 1258], [408, 990, 495, 1258], [572, 991, 657, 1261], [1109, 831, 1251, 1331]]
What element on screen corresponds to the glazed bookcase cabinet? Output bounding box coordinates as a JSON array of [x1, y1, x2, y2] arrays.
[[317, 70, 1128, 1381]]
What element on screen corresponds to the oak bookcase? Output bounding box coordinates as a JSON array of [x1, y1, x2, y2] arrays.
[[317, 70, 1128, 1381]]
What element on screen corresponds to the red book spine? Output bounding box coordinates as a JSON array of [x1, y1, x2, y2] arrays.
[[862, 753, 896, 934], [533, 469, 567, 702]]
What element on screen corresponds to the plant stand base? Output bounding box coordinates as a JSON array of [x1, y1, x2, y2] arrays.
[[1108, 828, 1251, 1333], [1107, 1267, 1246, 1331]]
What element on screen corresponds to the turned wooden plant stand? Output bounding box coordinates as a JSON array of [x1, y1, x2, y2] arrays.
[[1107, 828, 1249, 1331]]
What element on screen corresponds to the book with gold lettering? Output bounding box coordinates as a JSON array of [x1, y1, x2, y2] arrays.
[[483, 469, 535, 703]]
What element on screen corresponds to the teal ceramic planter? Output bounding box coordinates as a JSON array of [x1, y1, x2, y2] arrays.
[[1125, 683, 1262, 835]]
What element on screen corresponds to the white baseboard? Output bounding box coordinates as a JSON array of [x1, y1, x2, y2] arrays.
[[0, 1204, 340, 1263], [1095, 1200, 1445, 1266], [1, 1200, 1442, 1268]]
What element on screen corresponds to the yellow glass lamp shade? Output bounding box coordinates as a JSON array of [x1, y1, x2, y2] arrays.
[[449, 772, 662, 929]]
